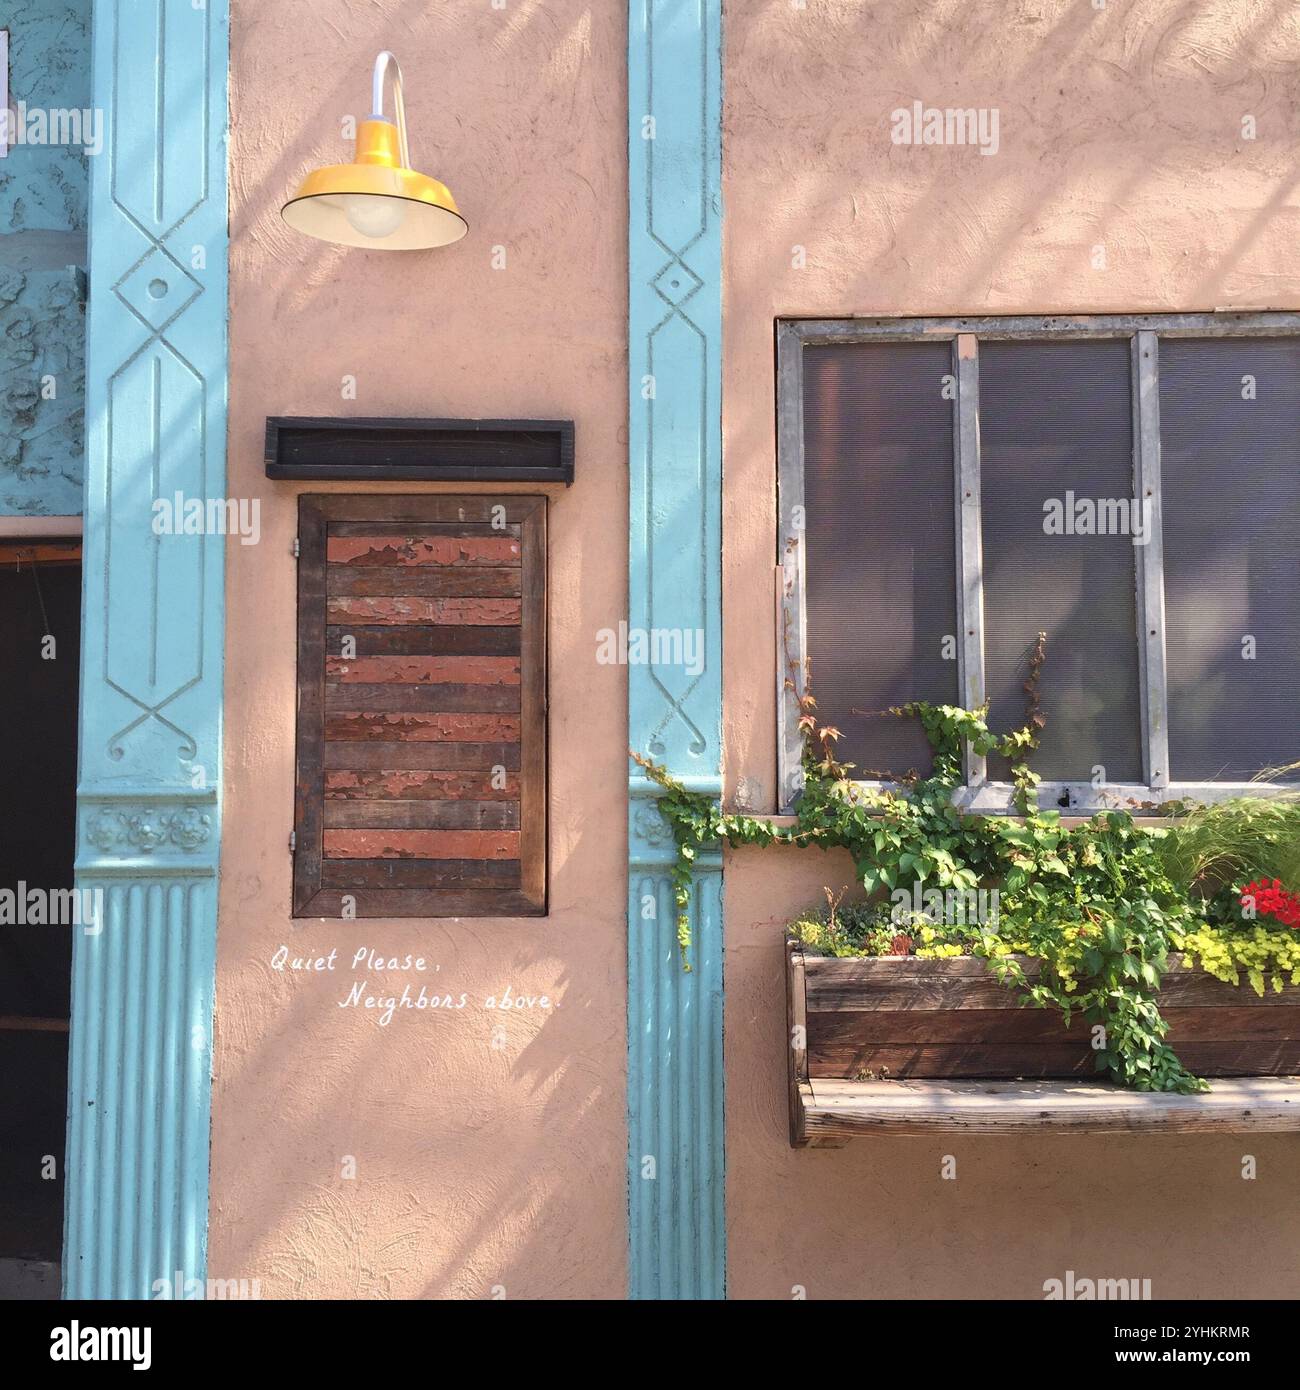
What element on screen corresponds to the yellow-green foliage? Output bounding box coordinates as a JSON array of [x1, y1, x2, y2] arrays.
[[1174, 924, 1300, 997]]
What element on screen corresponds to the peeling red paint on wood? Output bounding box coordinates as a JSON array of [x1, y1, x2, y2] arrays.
[[327, 535, 522, 567], [326, 655, 521, 684], [325, 712, 522, 742], [324, 770, 521, 799], [327, 565, 523, 597], [323, 742, 520, 771], [323, 829, 521, 859], [326, 597, 522, 625]]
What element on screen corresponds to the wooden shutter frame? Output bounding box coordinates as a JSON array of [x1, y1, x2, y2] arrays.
[[293, 494, 547, 918]]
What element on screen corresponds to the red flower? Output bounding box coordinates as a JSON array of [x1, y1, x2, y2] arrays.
[[1240, 879, 1300, 928]]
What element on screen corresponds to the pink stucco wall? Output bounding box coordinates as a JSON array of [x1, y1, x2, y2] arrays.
[[210, 2, 628, 1298], [211, 0, 1300, 1300], [722, 0, 1300, 1298]]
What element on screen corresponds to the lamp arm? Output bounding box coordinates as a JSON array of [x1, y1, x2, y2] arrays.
[[370, 50, 411, 170]]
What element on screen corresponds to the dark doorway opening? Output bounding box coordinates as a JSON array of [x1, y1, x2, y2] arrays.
[[0, 542, 81, 1300]]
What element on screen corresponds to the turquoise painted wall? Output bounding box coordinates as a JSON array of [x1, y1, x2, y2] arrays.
[[0, 0, 89, 516]]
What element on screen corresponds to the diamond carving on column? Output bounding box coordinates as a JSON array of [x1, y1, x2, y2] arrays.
[[114, 245, 203, 335], [651, 258, 703, 310]]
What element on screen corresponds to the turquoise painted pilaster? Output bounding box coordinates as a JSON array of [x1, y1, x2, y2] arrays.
[[64, 0, 228, 1299], [627, 0, 725, 1300]]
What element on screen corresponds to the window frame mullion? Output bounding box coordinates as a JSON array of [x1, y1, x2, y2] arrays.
[[1132, 330, 1171, 794], [954, 333, 987, 788]]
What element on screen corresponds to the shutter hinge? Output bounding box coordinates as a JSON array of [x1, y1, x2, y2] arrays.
[[289, 829, 296, 853], [292, 537, 300, 558]]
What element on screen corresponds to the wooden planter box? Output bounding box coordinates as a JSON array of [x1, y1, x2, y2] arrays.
[[786, 941, 1300, 1142]]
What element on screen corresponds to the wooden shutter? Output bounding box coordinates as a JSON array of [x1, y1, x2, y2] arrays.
[[293, 494, 546, 917]]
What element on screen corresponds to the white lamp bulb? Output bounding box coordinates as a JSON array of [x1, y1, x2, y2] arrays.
[[342, 196, 407, 240]]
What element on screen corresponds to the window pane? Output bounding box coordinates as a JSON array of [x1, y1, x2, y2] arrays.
[[1160, 338, 1300, 782], [801, 342, 957, 778], [980, 339, 1143, 785]]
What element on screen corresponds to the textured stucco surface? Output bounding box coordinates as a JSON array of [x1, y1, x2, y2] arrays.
[[211, 2, 628, 1298], [722, 0, 1300, 1298], [0, 0, 89, 515]]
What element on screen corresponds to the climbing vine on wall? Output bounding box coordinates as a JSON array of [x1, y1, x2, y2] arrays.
[[632, 634, 1300, 1094]]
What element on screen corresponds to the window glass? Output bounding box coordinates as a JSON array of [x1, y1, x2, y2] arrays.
[[802, 342, 957, 779], [979, 339, 1143, 784], [1160, 338, 1300, 782]]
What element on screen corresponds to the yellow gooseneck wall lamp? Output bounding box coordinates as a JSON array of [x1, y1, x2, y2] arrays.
[[281, 51, 468, 250]]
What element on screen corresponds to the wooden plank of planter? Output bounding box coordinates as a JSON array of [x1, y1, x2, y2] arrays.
[[809, 1043, 1097, 1079], [1165, 1007, 1300, 1041], [810, 1007, 1088, 1045], [803, 954, 1300, 1010], [1173, 1042, 1300, 1074], [810, 1005, 1300, 1047], [1158, 967, 1300, 1006], [800, 1077, 1300, 1138], [807, 973, 1032, 1012]]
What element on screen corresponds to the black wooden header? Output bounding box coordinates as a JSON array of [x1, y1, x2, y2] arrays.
[[265, 417, 574, 485]]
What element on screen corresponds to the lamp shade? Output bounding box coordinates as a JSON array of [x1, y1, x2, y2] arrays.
[[281, 53, 468, 251]]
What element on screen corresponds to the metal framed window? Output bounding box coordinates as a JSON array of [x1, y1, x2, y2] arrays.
[[777, 313, 1300, 815]]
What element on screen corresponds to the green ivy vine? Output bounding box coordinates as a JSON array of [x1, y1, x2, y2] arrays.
[[632, 634, 1299, 1094]]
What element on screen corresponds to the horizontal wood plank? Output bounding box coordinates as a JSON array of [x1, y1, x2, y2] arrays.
[[323, 829, 520, 860], [325, 682, 519, 714], [803, 954, 1300, 1011], [326, 625, 520, 657], [809, 1043, 1096, 1079], [326, 656, 520, 685], [325, 712, 521, 743], [327, 535, 521, 567], [798, 1077, 1300, 1138], [808, 1004, 1300, 1047], [324, 742, 519, 771], [327, 566, 522, 598], [320, 857, 521, 889], [324, 769, 520, 799], [327, 597, 521, 626], [807, 1040, 1300, 1079], [323, 800, 520, 830]]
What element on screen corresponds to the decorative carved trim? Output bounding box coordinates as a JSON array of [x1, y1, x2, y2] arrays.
[[66, 0, 228, 1300], [627, 1, 726, 1301], [84, 805, 212, 854]]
